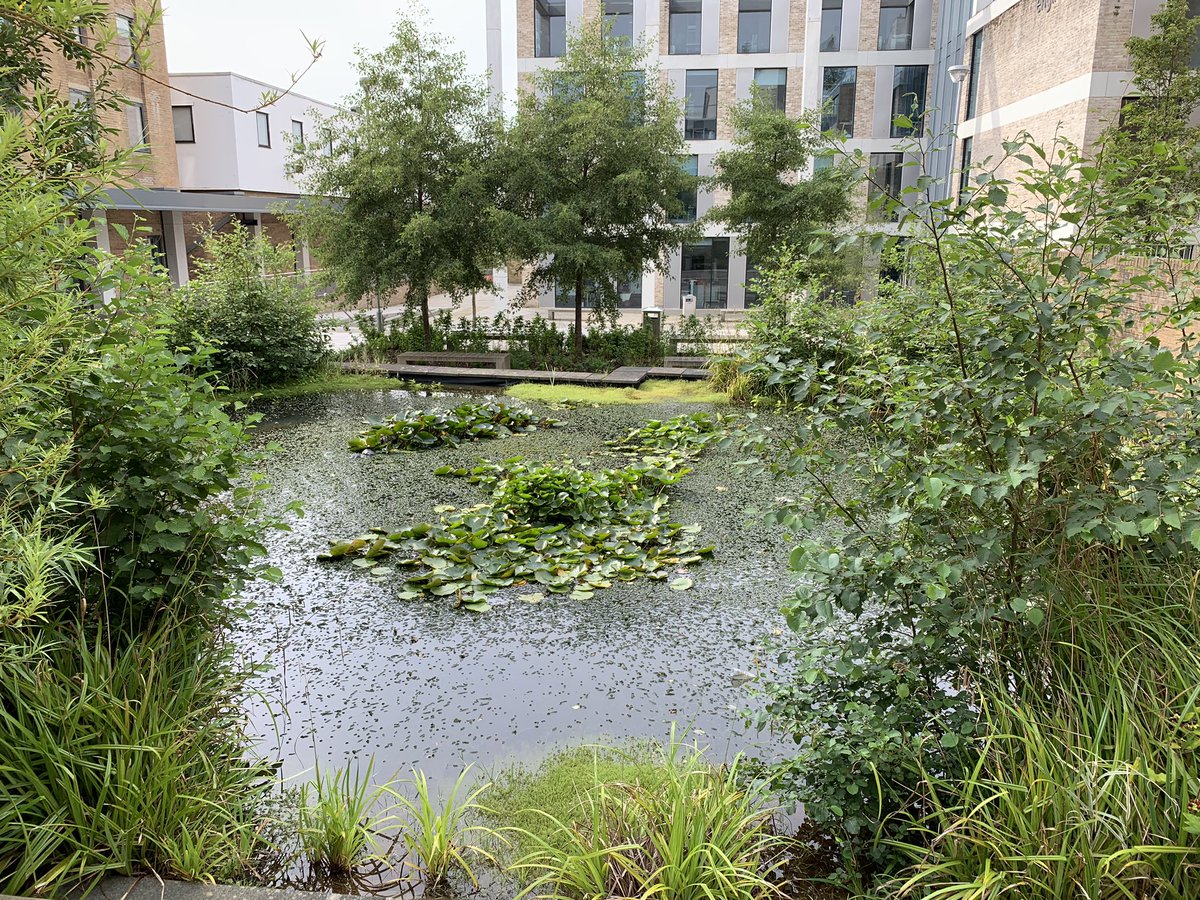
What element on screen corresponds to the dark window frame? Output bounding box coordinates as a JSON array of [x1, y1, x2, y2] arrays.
[[603, 0, 635, 45], [753, 67, 787, 112], [256, 111, 271, 148], [534, 0, 567, 58], [115, 14, 139, 69], [965, 31, 983, 119], [821, 66, 857, 137], [683, 69, 719, 141], [878, 0, 915, 51], [820, 0, 842, 51], [291, 119, 305, 145], [669, 0, 703, 55], [680, 237, 731, 310], [890, 65, 927, 137], [172, 105, 195, 143], [958, 137, 973, 203], [737, 0, 772, 54]]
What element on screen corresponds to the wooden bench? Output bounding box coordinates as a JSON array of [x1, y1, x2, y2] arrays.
[[391, 351, 511, 369], [663, 355, 709, 369]]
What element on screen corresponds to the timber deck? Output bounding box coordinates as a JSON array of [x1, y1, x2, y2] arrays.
[[341, 361, 711, 387]]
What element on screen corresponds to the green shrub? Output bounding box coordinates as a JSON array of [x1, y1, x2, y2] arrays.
[[747, 136, 1200, 856], [172, 222, 328, 388], [297, 760, 397, 875], [0, 621, 274, 894]]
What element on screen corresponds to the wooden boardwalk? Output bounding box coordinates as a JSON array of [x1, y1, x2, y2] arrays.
[[341, 361, 710, 387]]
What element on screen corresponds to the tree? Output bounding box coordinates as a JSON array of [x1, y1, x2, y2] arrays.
[[1106, 0, 1200, 189], [500, 21, 698, 358], [291, 17, 500, 350], [707, 89, 855, 276]]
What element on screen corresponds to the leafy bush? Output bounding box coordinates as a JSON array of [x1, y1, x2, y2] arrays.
[[746, 137, 1200, 857], [607, 412, 728, 456], [510, 737, 783, 900], [348, 401, 560, 453], [0, 621, 274, 894], [172, 222, 328, 388]]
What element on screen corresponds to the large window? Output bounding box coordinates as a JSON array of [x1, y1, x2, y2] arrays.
[[172, 105, 195, 143], [744, 258, 763, 307], [256, 111, 271, 148], [684, 70, 718, 140], [820, 0, 842, 51], [603, 0, 634, 45], [535, 0, 567, 58], [965, 31, 983, 119], [669, 0, 702, 55], [674, 155, 700, 223], [890, 65, 927, 136], [126, 102, 148, 152], [555, 275, 643, 309], [753, 68, 787, 112], [738, 0, 772, 53], [292, 119, 305, 145], [878, 0, 915, 50], [680, 238, 730, 309], [821, 67, 856, 136], [115, 14, 138, 68], [869, 152, 904, 220]]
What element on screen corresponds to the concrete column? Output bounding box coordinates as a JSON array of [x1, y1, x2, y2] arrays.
[[298, 240, 313, 274], [770, 0, 790, 53], [701, 0, 720, 54], [89, 210, 116, 304], [161, 210, 190, 287], [486, 0, 505, 109]]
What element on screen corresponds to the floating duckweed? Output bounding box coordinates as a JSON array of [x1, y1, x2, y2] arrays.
[[348, 401, 560, 453]]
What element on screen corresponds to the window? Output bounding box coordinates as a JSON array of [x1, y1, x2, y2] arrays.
[[292, 119, 305, 145], [68, 88, 91, 108], [744, 258, 763, 307], [890, 65, 927, 136], [674, 155, 699, 223], [669, 0, 702, 55], [75, 23, 88, 46], [115, 14, 138, 68], [126, 102, 148, 151], [869, 152, 904, 220], [738, 0, 772, 53], [683, 70, 718, 140], [555, 275, 643, 309], [820, 67, 856, 136], [256, 111, 271, 148], [172, 105, 195, 143], [1190, 0, 1200, 66], [603, 0, 634, 45], [958, 137, 972, 202], [535, 0, 567, 57], [965, 31, 982, 119], [753, 68, 787, 112], [680, 238, 730, 309], [878, 0, 914, 50], [820, 0, 842, 51]]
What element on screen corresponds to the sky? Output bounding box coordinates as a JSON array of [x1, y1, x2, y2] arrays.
[[162, 0, 494, 106]]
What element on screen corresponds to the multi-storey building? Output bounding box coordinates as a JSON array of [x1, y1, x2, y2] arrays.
[[487, 0, 951, 314], [45, 1, 336, 286]]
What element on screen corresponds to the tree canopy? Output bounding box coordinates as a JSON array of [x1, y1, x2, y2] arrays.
[[498, 21, 698, 356], [291, 18, 501, 349]]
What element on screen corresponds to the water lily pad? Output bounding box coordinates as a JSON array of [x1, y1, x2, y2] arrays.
[[670, 577, 694, 591], [370, 567, 391, 577], [462, 601, 492, 613], [519, 593, 544, 604]]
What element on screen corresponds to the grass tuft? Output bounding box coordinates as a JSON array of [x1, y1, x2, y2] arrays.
[[506, 379, 726, 406]]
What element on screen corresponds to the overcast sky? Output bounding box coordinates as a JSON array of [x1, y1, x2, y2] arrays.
[[162, 1, 493, 106]]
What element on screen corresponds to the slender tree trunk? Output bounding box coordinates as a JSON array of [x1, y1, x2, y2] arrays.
[[417, 283, 433, 350], [574, 271, 584, 359]]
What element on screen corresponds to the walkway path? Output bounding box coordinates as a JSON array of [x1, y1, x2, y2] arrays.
[[341, 361, 710, 387]]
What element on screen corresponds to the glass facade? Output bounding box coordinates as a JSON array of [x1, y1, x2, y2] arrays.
[[669, 0, 703, 54], [965, 31, 983, 119], [878, 0, 915, 50], [535, 0, 567, 58], [821, 67, 856, 136], [738, 0, 772, 53], [603, 0, 634, 45], [674, 155, 700, 223], [680, 238, 730, 310], [753, 68, 787, 112], [744, 258, 763, 307], [684, 70, 718, 140], [555, 275, 643, 310], [868, 152, 905, 220], [890, 65, 927, 136], [820, 0, 842, 51]]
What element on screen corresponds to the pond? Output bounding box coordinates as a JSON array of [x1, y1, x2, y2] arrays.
[[238, 388, 800, 791]]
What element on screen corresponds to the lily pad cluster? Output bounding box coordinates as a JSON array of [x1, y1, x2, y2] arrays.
[[321, 413, 731, 611], [348, 401, 560, 453], [606, 412, 730, 457]]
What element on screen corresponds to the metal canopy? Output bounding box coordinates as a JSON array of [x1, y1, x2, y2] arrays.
[[94, 188, 304, 215]]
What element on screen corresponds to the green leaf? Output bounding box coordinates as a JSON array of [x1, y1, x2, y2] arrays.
[[670, 577, 694, 591]]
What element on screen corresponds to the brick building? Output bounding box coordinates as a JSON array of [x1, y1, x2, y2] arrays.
[[46, 1, 337, 286], [487, 0, 956, 313]]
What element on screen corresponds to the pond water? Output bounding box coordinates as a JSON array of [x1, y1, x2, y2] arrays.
[[238, 388, 800, 790]]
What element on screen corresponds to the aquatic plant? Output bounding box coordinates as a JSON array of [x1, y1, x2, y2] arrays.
[[348, 401, 560, 453], [393, 767, 495, 888], [297, 760, 397, 875], [607, 412, 730, 457]]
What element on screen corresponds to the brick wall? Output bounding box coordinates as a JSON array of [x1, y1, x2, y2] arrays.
[[853, 66, 876, 139]]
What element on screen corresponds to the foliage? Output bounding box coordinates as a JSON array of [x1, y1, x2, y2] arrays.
[[319, 454, 709, 609], [499, 19, 698, 355], [607, 412, 728, 456], [172, 221, 327, 389], [879, 569, 1200, 897], [510, 736, 783, 900], [297, 760, 396, 875], [1105, 0, 1200, 191], [506, 380, 726, 406], [707, 91, 856, 271], [0, 621, 274, 895], [292, 15, 501, 349], [744, 137, 1200, 852], [348, 401, 560, 453], [393, 767, 494, 888]]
